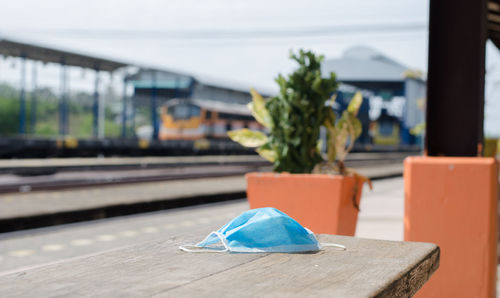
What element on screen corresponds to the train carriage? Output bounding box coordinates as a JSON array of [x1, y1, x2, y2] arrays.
[[160, 98, 262, 140], [159, 91, 417, 153]]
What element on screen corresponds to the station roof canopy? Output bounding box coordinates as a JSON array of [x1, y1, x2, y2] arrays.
[[0, 36, 128, 72], [322, 46, 413, 82], [129, 68, 276, 97]]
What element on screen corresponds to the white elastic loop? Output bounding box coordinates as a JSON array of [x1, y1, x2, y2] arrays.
[[179, 232, 230, 253], [320, 243, 347, 250], [213, 231, 230, 251], [178, 245, 227, 253]]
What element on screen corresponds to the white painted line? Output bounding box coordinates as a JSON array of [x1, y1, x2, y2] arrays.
[[96, 235, 117, 242], [163, 224, 176, 230], [71, 239, 93, 246], [120, 230, 137, 237], [180, 220, 195, 227], [19, 185, 32, 192], [141, 227, 159, 234], [42, 244, 65, 252], [8, 249, 36, 257]]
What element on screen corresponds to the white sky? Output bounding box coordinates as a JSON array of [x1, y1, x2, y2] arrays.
[[0, 0, 429, 91], [1, 0, 500, 136]]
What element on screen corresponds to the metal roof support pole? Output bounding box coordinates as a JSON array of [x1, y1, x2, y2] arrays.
[[400, 80, 410, 146], [59, 62, 67, 136], [174, 76, 180, 99], [93, 69, 100, 138], [425, 0, 487, 156], [98, 75, 105, 138], [131, 94, 136, 136], [18, 55, 26, 135], [188, 79, 196, 98], [65, 67, 71, 136], [30, 61, 37, 134], [121, 76, 128, 138], [151, 70, 159, 140]]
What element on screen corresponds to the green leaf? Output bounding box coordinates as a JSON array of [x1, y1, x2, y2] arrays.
[[410, 123, 425, 135], [260, 50, 338, 173], [345, 112, 362, 139], [290, 136, 301, 146], [316, 139, 323, 154], [347, 91, 363, 116], [338, 111, 362, 139], [227, 129, 268, 147], [332, 111, 362, 163], [248, 89, 272, 128], [325, 93, 337, 107], [334, 126, 349, 161], [256, 148, 277, 162]]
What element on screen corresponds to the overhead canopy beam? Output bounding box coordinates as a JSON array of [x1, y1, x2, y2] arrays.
[[59, 62, 68, 136], [93, 69, 100, 138], [151, 70, 159, 140], [19, 56, 26, 134], [487, 1, 500, 48], [0, 37, 127, 72], [425, 0, 487, 156], [121, 75, 128, 138], [31, 61, 38, 134]]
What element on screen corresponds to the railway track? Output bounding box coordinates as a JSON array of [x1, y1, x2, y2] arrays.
[[0, 152, 415, 194], [0, 155, 269, 176], [0, 165, 267, 194]]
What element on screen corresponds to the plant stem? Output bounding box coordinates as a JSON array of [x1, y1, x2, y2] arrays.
[[337, 160, 346, 175]]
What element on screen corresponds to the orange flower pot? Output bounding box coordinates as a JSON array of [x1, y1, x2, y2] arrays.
[[245, 172, 363, 235], [404, 156, 498, 298]]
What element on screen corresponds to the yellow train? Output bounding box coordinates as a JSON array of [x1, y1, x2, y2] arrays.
[[160, 98, 403, 149], [160, 98, 263, 140]]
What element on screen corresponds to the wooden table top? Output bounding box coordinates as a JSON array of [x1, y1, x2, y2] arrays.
[[0, 234, 439, 298]]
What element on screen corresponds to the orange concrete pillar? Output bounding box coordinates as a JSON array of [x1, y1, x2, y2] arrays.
[[404, 156, 498, 297]]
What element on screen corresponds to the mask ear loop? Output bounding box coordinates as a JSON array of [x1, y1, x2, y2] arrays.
[[179, 232, 230, 253], [320, 243, 347, 251]]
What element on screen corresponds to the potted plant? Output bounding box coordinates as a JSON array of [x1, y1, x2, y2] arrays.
[[228, 50, 371, 236]]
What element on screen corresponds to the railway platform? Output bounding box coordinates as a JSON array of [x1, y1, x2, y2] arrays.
[[0, 136, 420, 159], [0, 137, 254, 158], [0, 155, 268, 175], [0, 152, 411, 175], [0, 163, 403, 233]]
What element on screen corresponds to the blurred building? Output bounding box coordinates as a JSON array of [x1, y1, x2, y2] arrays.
[[322, 46, 426, 145], [128, 69, 271, 106], [485, 40, 500, 138]]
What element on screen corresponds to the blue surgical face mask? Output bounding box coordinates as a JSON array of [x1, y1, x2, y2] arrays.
[[179, 207, 345, 253]]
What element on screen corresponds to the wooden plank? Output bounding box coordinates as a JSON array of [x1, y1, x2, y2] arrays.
[[488, 22, 500, 33], [488, 13, 500, 24], [0, 237, 265, 297], [0, 234, 439, 298], [489, 1, 500, 13], [164, 235, 439, 298]]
